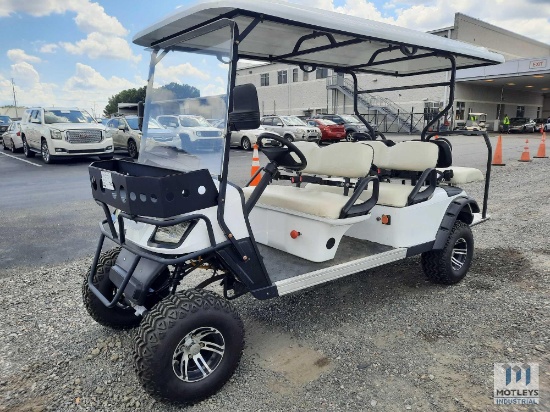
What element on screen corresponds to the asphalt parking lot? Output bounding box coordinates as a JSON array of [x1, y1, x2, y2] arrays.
[[0, 133, 548, 411]]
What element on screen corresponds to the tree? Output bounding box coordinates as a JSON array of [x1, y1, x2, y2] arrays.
[[103, 83, 200, 116], [103, 86, 146, 116]]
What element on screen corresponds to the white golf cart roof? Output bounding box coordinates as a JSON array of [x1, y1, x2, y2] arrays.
[[133, 0, 504, 76]]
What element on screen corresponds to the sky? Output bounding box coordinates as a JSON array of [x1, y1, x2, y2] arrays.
[[1, 0, 549, 117]]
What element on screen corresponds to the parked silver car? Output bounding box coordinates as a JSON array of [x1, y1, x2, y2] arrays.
[[260, 115, 320, 142], [508, 118, 535, 133], [2, 121, 23, 153], [230, 126, 277, 150]]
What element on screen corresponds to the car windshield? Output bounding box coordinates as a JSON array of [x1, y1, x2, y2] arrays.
[[44, 110, 94, 124], [138, 23, 231, 176], [535, 118, 546, 123], [510, 118, 527, 125], [126, 117, 162, 130], [339, 115, 360, 123], [0, 116, 11, 124], [281, 116, 306, 126], [179, 116, 212, 127]]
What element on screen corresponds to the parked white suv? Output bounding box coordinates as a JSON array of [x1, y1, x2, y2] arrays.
[[156, 114, 223, 152], [260, 115, 320, 142], [21, 107, 113, 164]]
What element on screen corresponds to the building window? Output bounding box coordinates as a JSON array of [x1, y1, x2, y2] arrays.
[[260, 73, 269, 87], [496, 104, 504, 120], [277, 70, 287, 84], [316, 67, 328, 79], [303, 71, 309, 81], [537, 107, 541, 118], [516, 106, 525, 117], [292, 68, 298, 82], [455, 101, 465, 120]]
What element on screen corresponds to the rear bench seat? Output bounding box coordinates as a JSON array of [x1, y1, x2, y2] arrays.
[[242, 142, 376, 219]]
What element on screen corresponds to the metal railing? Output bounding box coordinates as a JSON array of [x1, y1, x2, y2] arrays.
[[327, 75, 424, 133]]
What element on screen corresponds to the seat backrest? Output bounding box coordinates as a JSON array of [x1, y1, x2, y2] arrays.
[[362, 141, 439, 172], [294, 142, 373, 178]]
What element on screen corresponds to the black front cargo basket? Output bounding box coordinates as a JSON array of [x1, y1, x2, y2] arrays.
[[89, 160, 218, 218]]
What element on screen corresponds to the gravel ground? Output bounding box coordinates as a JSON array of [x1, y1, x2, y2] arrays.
[[1, 159, 549, 412]]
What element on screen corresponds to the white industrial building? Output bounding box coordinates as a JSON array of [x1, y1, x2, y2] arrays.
[[236, 13, 550, 132]]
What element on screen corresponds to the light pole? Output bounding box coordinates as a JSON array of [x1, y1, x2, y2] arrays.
[[11, 78, 18, 118]]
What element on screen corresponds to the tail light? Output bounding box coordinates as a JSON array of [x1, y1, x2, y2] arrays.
[[16, 131, 21, 136]]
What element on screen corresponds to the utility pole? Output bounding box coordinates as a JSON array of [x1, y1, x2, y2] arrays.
[[11, 78, 18, 118]]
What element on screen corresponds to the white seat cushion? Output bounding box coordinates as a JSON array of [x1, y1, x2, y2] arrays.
[[437, 167, 484, 184], [242, 185, 361, 219], [361, 140, 439, 172], [303, 182, 414, 208]]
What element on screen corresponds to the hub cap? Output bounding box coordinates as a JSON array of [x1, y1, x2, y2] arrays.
[[42, 142, 49, 162], [172, 326, 225, 382], [451, 238, 468, 270]]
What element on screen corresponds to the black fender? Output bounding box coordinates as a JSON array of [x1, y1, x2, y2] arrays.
[[433, 196, 480, 250]]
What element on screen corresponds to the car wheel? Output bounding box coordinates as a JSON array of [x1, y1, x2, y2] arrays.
[[421, 221, 473, 285], [22, 137, 35, 158], [41, 139, 55, 164], [10, 139, 17, 153], [180, 134, 192, 153], [2, 139, 8, 151], [127, 139, 138, 159], [241, 136, 251, 151], [345, 130, 355, 141], [284, 134, 294, 142], [134, 289, 244, 404]]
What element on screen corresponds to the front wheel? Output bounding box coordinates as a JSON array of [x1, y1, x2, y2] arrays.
[[241, 136, 251, 151], [284, 134, 294, 143], [41, 140, 55, 164], [127, 139, 138, 159], [421, 221, 473, 285], [345, 130, 355, 141], [2, 139, 8, 150], [134, 289, 244, 404], [82, 248, 142, 329]]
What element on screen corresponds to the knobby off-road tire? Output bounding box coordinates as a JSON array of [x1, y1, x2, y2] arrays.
[[82, 247, 142, 329], [421, 221, 474, 285], [134, 289, 244, 404]]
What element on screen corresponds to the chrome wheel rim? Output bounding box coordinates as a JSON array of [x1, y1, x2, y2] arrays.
[[451, 238, 468, 270], [42, 142, 49, 162], [172, 326, 225, 382], [11, 140, 15, 152], [242, 138, 250, 150], [23, 139, 28, 153], [346, 132, 354, 141]]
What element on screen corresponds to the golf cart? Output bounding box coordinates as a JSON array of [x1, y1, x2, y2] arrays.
[[82, 0, 503, 404], [455, 112, 487, 134]]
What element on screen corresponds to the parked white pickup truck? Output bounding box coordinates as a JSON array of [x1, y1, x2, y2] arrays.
[[20, 107, 113, 164]]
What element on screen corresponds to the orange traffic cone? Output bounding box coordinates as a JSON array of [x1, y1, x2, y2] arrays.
[[534, 132, 548, 159], [492, 135, 505, 166], [518, 139, 531, 162], [250, 143, 262, 186]]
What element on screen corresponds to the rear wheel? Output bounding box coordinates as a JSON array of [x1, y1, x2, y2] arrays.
[[241, 136, 251, 151], [82, 248, 142, 329], [10, 139, 17, 153], [284, 134, 294, 143], [421, 221, 473, 285], [22, 137, 35, 158], [2, 139, 7, 150], [345, 130, 354, 141], [134, 289, 244, 404]]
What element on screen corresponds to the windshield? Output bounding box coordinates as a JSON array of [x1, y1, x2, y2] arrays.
[[340, 115, 360, 123], [0, 116, 10, 124], [179, 116, 212, 127], [318, 119, 337, 126], [139, 24, 232, 176], [281, 116, 306, 126], [510, 118, 527, 125], [44, 109, 94, 124]]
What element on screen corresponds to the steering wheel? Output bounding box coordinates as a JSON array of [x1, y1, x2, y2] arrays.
[[426, 134, 453, 150], [257, 132, 307, 171]]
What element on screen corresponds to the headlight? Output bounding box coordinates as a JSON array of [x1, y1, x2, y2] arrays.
[[153, 221, 194, 245], [51, 129, 62, 140], [195, 131, 202, 137]]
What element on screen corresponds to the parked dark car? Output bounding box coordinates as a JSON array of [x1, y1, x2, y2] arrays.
[[307, 118, 345, 143], [508, 118, 535, 133], [0, 115, 12, 136]]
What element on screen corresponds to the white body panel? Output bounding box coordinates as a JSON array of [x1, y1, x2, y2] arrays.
[[123, 183, 249, 255], [248, 204, 369, 262], [345, 189, 464, 248]]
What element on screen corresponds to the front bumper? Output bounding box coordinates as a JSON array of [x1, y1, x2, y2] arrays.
[[50, 139, 114, 156]]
